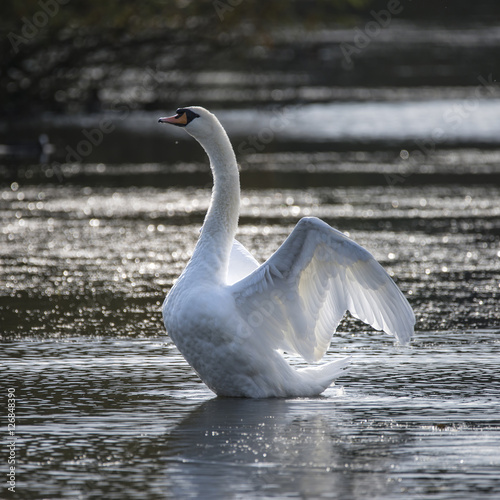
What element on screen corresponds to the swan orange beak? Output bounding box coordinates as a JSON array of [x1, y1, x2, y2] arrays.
[[158, 112, 188, 127]]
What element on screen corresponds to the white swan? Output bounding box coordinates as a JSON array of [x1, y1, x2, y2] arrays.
[[159, 106, 415, 398]]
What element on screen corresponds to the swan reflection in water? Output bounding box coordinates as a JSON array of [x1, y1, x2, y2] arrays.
[[161, 396, 407, 499]]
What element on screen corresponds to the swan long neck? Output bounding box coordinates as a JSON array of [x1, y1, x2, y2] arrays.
[[188, 120, 240, 283]]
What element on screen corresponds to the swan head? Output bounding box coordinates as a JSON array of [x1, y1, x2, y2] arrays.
[[158, 106, 218, 141]]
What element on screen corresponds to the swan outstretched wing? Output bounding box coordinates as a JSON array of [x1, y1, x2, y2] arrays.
[[230, 217, 415, 363]]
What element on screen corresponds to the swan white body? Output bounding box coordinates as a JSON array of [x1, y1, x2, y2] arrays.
[[160, 106, 415, 398]]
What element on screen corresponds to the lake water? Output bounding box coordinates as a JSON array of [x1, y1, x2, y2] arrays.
[[1, 123, 500, 499]]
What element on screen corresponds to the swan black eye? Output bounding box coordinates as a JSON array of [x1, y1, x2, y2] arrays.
[[176, 108, 200, 125]]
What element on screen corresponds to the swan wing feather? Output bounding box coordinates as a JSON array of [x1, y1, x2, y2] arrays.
[[230, 217, 414, 363], [227, 239, 260, 285]]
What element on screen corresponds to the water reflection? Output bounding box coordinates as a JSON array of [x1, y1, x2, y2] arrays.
[[162, 397, 404, 499]]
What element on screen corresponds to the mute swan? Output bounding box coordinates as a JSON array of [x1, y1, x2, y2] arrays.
[[159, 106, 415, 398]]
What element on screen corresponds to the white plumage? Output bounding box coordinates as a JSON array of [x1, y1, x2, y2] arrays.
[[159, 106, 415, 398]]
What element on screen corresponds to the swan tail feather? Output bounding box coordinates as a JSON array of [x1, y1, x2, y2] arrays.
[[298, 356, 351, 391]]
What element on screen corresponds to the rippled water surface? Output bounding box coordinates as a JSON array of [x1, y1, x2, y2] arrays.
[[1, 145, 499, 499]]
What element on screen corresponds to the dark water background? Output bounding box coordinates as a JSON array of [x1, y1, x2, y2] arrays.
[[1, 11, 500, 500]]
